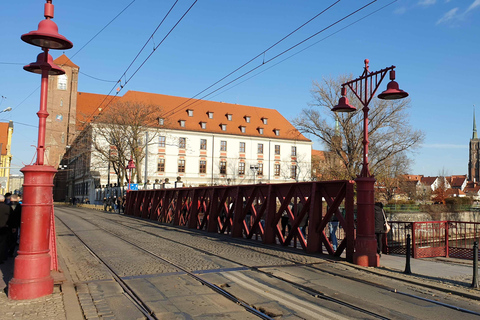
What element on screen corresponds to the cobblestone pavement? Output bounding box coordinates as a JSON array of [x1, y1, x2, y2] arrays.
[[55, 206, 480, 320]]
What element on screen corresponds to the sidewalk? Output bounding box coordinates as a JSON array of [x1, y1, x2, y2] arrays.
[[1, 233, 478, 319]]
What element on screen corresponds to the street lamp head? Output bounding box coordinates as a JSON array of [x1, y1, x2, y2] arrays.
[[24, 52, 65, 75], [21, 19, 73, 50], [1, 107, 12, 113], [377, 70, 409, 100], [332, 96, 356, 113], [127, 158, 136, 170]]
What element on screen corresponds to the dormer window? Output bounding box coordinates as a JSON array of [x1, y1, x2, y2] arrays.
[[262, 117, 268, 125], [239, 126, 246, 133], [158, 118, 164, 126], [207, 111, 214, 119], [221, 124, 227, 131], [258, 127, 264, 135], [245, 115, 250, 123], [179, 120, 186, 127], [274, 129, 280, 136], [187, 109, 194, 117], [200, 122, 207, 129], [226, 113, 232, 121]]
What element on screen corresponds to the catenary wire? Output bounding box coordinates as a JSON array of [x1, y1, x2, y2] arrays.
[[165, 0, 378, 118]]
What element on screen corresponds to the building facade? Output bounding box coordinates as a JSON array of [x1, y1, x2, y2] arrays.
[[50, 56, 312, 203], [0, 121, 13, 194]]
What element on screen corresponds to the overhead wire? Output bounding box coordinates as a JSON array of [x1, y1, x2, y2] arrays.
[[81, 0, 198, 128], [209, 0, 398, 100], [165, 0, 379, 118]]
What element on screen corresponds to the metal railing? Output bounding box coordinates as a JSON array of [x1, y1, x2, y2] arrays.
[[124, 181, 356, 261]]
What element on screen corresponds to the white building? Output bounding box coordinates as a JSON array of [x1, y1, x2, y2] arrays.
[[61, 89, 312, 203]]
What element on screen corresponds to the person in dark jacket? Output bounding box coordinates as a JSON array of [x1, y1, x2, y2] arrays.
[[7, 194, 22, 256], [374, 202, 387, 256], [0, 195, 13, 263]]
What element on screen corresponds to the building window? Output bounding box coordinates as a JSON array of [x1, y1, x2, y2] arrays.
[[291, 146, 297, 156], [240, 126, 246, 133], [220, 160, 227, 174], [200, 122, 206, 129], [179, 137, 186, 149], [199, 160, 206, 173], [179, 120, 186, 127], [226, 113, 232, 121], [258, 128, 264, 135], [262, 118, 268, 125], [258, 143, 263, 154], [158, 158, 165, 172], [275, 145, 280, 155], [159, 136, 166, 147], [178, 159, 186, 173], [187, 109, 193, 117], [220, 140, 227, 151], [239, 142, 245, 153], [200, 139, 207, 150], [57, 74, 67, 90], [274, 164, 280, 176], [274, 129, 280, 136], [158, 118, 164, 125], [221, 124, 227, 131], [245, 116, 250, 123], [239, 162, 245, 175], [290, 165, 297, 179], [208, 111, 214, 119], [258, 163, 263, 175]]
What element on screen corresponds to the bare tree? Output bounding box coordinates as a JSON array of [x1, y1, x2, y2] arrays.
[[293, 75, 425, 180], [91, 101, 165, 184]]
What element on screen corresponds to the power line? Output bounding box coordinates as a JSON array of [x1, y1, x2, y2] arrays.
[[164, 0, 342, 116], [210, 0, 398, 100], [166, 0, 379, 118], [79, 71, 118, 83], [81, 0, 198, 128]]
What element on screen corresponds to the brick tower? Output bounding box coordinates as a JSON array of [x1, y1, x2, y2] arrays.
[[469, 108, 480, 183], [46, 54, 79, 168]]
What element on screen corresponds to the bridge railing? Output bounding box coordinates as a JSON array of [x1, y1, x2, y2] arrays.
[[125, 180, 355, 262]]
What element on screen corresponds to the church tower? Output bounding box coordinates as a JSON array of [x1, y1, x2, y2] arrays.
[[468, 108, 480, 183], [46, 55, 79, 168]]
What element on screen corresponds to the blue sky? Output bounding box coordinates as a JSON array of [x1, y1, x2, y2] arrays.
[[1, 0, 479, 177]]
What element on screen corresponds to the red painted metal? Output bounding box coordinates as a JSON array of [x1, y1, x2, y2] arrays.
[[9, 166, 57, 300], [332, 59, 408, 267], [125, 181, 355, 261], [10, 0, 72, 300], [49, 206, 58, 271]]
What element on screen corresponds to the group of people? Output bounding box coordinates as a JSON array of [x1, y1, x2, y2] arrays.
[[103, 196, 125, 213], [0, 193, 22, 264]]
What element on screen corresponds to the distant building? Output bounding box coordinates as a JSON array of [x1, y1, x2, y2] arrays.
[[0, 121, 13, 194], [469, 109, 480, 184]]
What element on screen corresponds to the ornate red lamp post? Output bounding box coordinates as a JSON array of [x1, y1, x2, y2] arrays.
[[332, 59, 408, 267], [127, 157, 136, 192], [9, 0, 72, 300]]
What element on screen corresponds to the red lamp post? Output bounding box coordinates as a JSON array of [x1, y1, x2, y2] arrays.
[[127, 157, 136, 192], [9, 0, 72, 300], [332, 59, 408, 267]]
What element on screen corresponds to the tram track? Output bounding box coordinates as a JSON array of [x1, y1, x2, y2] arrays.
[[56, 207, 480, 319]]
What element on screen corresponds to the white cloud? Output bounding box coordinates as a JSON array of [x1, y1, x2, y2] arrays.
[[466, 0, 480, 12], [421, 143, 467, 149], [394, 6, 407, 14], [419, 0, 436, 6], [436, 7, 460, 24]]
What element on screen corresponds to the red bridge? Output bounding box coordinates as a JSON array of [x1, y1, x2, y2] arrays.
[[125, 181, 355, 262]]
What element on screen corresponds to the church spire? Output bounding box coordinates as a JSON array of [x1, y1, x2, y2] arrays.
[[474, 106, 478, 140]]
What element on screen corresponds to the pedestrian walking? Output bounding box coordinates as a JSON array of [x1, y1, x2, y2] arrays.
[[374, 202, 388, 256], [329, 214, 339, 251], [7, 194, 21, 256]]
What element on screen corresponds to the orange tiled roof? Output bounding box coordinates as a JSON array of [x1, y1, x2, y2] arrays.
[[76, 92, 120, 131], [446, 188, 466, 196], [53, 54, 79, 69], [0, 122, 9, 155], [403, 174, 423, 182], [447, 175, 467, 188], [312, 149, 326, 160], [421, 176, 437, 186], [76, 90, 310, 142]]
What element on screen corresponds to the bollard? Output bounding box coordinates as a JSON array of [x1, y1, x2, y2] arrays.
[[404, 234, 412, 274], [472, 241, 479, 289]]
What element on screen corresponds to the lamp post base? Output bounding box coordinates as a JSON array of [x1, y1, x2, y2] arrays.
[[8, 165, 56, 300], [354, 176, 379, 267]]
